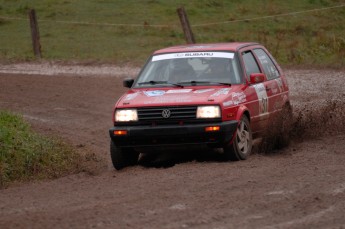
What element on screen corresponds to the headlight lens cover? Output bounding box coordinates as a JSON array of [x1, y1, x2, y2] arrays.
[[115, 109, 138, 122], [196, 106, 221, 118]]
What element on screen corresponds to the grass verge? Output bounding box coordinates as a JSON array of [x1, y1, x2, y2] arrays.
[[0, 0, 344, 67], [0, 110, 82, 188]]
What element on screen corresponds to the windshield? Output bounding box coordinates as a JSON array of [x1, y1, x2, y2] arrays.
[[134, 51, 242, 88]]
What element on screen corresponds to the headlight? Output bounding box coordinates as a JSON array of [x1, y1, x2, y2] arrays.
[[197, 106, 221, 118], [115, 109, 138, 122]]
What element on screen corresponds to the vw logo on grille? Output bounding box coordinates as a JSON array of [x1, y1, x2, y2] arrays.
[[162, 109, 171, 118]]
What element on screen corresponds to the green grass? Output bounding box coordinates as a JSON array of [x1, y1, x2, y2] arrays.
[[0, 0, 344, 67], [0, 110, 81, 188]]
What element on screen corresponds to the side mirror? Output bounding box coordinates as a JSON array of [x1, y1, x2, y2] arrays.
[[123, 78, 134, 88], [249, 73, 266, 84]]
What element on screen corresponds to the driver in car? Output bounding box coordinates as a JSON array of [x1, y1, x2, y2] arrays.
[[202, 59, 231, 82], [169, 59, 196, 83]]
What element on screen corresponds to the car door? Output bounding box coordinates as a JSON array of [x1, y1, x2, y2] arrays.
[[240, 49, 270, 133], [253, 48, 283, 117]]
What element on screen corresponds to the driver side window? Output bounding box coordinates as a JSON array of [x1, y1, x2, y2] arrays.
[[242, 51, 260, 79]]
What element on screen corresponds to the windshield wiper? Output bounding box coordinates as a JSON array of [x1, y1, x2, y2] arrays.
[[138, 80, 184, 88], [211, 82, 232, 86], [179, 81, 231, 86]]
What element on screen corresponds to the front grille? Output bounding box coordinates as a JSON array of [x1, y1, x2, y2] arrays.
[[138, 106, 197, 121], [114, 106, 222, 126]]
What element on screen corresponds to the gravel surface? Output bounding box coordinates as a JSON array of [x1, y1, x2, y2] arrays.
[[0, 64, 344, 228], [0, 62, 140, 77]]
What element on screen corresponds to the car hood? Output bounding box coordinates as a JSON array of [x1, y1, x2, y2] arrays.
[[117, 86, 240, 108]]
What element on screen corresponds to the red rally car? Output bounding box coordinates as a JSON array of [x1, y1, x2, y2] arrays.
[[109, 42, 290, 170]]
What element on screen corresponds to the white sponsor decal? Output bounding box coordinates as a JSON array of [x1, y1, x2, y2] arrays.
[[253, 83, 268, 114], [210, 88, 231, 97], [223, 92, 247, 107], [232, 92, 247, 105], [223, 101, 234, 107], [152, 52, 234, 62], [124, 92, 139, 101], [144, 90, 165, 97], [194, 89, 215, 94], [166, 89, 192, 94]]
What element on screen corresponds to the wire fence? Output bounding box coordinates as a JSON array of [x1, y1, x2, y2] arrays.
[[1, 3, 344, 28], [0, 2, 344, 65]]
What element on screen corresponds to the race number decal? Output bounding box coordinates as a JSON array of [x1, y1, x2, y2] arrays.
[[261, 97, 268, 113], [253, 83, 268, 114]]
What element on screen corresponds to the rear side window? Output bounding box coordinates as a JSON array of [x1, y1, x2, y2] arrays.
[[253, 49, 280, 80], [242, 51, 260, 79]]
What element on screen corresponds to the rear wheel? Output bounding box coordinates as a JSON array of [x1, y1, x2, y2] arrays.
[[110, 140, 139, 170], [223, 116, 252, 161]]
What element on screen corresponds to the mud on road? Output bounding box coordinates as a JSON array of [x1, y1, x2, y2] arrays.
[[0, 65, 345, 228]]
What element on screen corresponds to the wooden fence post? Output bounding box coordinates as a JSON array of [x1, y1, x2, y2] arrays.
[[177, 7, 196, 44], [28, 9, 42, 58]]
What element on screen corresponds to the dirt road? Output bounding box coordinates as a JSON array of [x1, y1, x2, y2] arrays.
[[0, 67, 344, 228]]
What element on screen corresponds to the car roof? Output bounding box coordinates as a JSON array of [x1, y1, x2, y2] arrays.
[[153, 42, 259, 54]]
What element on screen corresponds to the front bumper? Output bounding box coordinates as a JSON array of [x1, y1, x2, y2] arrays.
[[109, 121, 238, 148]]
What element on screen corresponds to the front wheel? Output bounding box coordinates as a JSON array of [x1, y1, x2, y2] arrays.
[[223, 116, 252, 161], [110, 141, 139, 170]]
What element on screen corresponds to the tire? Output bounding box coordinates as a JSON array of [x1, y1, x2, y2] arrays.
[[110, 141, 139, 170], [223, 115, 252, 161]]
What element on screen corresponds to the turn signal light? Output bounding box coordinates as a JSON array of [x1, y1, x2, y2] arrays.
[[114, 130, 128, 136], [205, 126, 220, 132]]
